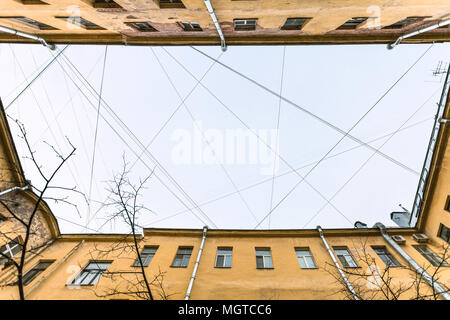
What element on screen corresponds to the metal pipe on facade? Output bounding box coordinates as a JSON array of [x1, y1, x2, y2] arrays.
[[374, 223, 450, 300], [317, 226, 360, 300], [203, 0, 227, 51], [0, 25, 55, 50], [388, 19, 450, 49], [0, 185, 30, 197], [185, 226, 208, 300]]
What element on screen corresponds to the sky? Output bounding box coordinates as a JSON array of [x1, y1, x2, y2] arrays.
[[0, 42, 448, 234]]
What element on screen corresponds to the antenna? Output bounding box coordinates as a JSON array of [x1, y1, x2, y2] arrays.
[[432, 61, 449, 83]]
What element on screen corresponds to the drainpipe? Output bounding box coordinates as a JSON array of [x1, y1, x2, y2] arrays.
[[317, 226, 360, 300], [185, 226, 208, 300], [0, 185, 30, 197], [203, 0, 227, 51], [374, 223, 450, 300], [387, 19, 450, 49], [0, 25, 55, 50], [25, 240, 84, 298]]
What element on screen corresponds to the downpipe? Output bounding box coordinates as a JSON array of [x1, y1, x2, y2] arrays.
[[203, 0, 227, 51], [317, 226, 360, 300], [0, 185, 30, 197], [0, 25, 55, 50], [388, 19, 450, 49], [374, 223, 450, 300], [185, 226, 208, 300]]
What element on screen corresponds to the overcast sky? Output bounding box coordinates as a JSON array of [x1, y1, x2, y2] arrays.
[[0, 42, 448, 234]]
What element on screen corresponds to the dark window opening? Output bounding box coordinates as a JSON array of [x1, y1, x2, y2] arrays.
[[22, 260, 54, 285], [337, 17, 368, 30], [7, 17, 56, 30], [281, 18, 310, 30], [383, 17, 427, 29], [234, 18, 257, 31], [70, 261, 111, 286], [93, 0, 122, 8], [125, 22, 157, 32], [159, 0, 185, 9], [133, 246, 158, 267], [438, 224, 450, 243], [179, 22, 202, 31], [55, 16, 104, 30], [171, 247, 193, 268], [372, 246, 401, 267]]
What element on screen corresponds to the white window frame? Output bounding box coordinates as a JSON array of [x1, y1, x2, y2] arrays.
[[70, 261, 111, 286], [215, 248, 232, 268], [295, 248, 317, 269], [0, 237, 21, 265], [134, 246, 158, 267], [372, 247, 401, 267], [414, 245, 449, 267], [255, 248, 273, 269], [334, 247, 358, 268]]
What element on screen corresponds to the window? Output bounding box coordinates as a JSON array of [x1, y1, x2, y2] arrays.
[[21, 0, 48, 4], [215, 247, 232, 268], [255, 248, 273, 269], [179, 22, 202, 32], [92, 0, 122, 8], [125, 22, 157, 32], [295, 248, 317, 269], [334, 247, 358, 268], [372, 246, 401, 267], [56, 16, 104, 30], [234, 19, 257, 31], [414, 245, 449, 267], [159, 0, 185, 9], [70, 261, 111, 286], [281, 18, 310, 30], [22, 260, 54, 285], [9, 17, 56, 30], [337, 17, 368, 30], [438, 224, 450, 243], [0, 237, 22, 266], [171, 247, 193, 267], [445, 196, 450, 212], [383, 17, 426, 29], [133, 246, 158, 267]]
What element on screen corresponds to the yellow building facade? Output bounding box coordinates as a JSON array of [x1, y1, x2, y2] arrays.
[[0, 70, 449, 299], [0, 0, 449, 47]]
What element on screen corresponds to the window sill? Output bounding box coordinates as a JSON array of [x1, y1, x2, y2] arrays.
[[256, 267, 274, 270], [170, 265, 188, 268], [214, 266, 232, 269]]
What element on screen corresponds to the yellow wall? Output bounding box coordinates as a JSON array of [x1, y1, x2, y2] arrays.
[[0, 0, 449, 45], [0, 228, 447, 300]]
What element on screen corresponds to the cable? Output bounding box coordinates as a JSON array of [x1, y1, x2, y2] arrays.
[[190, 46, 430, 176], [269, 46, 286, 229], [128, 48, 224, 172], [301, 87, 441, 228], [163, 47, 353, 227], [87, 46, 108, 228], [150, 47, 261, 225], [252, 44, 434, 229], [144, 115, 433, 227], [5, 45, 68, 111], [50, 47, 218, 228]]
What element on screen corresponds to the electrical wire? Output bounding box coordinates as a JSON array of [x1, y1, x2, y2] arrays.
[[190, 46, 430, 177]]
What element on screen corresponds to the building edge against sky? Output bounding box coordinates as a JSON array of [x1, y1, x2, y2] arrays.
[[0, 0, 449, 48], [0, 63, 448, 299]]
